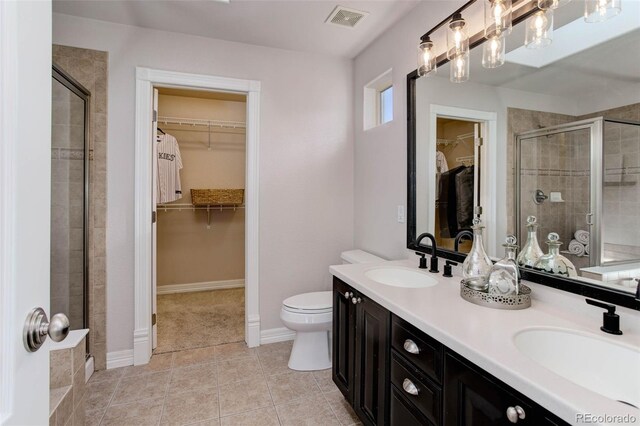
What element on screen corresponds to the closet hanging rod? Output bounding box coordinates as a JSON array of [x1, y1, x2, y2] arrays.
[[157, 116, 246, 129]]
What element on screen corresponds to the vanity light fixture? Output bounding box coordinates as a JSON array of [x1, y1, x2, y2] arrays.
[[585, 0, 621, 22], [447, 12, 470, 59], [484, 0, 513, 37], [525, 7, 554, 48], [417, 35, 437, 77], [538, 0, 572, 10], [482, 34, 506, 68]]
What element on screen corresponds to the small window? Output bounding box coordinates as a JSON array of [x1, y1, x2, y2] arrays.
[[364, 69, 393, 130], [380, 85, 393, 125]]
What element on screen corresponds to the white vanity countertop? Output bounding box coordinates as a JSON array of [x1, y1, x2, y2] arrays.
[[330, 259, 640, 426]]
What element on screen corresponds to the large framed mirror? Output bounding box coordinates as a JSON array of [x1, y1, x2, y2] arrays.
[[407, 0, 639, 309]]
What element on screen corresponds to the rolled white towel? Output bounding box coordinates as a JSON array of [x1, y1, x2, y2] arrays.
[[568, 239, 586, 256], [574, 230, 590, 245], [585, 243, 589, 255]]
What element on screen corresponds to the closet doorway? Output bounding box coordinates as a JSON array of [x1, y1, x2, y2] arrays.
[[421, 105, 498, 255], [152, 88, 247, 354], [134, 68, 261, 366]]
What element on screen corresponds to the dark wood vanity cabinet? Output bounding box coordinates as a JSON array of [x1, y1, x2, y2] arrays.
[[332, 277, 390, 426], [443, 352, 567, 426], [332, 278, 568, 426]]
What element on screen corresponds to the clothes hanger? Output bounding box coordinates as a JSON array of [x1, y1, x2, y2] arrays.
[[157, 127, 166, 135]]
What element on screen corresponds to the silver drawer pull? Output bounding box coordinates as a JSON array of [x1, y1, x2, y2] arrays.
[[402, 378, 419, 396], [403, 339, 420, 354], [506, 405, 526, 423], [352, 297, 362, 304], [344, 291, 351, 299]]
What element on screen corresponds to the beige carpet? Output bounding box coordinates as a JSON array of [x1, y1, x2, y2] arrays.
[[155, 288, 245, 354]]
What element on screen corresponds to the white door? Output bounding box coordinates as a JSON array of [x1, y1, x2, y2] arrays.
[[0, 1, 54, 425]]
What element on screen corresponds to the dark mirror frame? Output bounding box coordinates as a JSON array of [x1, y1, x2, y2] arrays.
[[406, 4, 639, 311]]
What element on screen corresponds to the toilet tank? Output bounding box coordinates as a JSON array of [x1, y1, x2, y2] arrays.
[[340, 249, 385, 265]]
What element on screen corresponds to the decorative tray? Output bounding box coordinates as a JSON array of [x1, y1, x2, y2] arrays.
[[460, 283, 531, 310]]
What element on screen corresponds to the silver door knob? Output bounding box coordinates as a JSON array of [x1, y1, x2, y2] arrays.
[[506, 405, 526, 423], [23, 307, 70, 352], [402, 378, 419, 396], [403, 339, 420, 354]]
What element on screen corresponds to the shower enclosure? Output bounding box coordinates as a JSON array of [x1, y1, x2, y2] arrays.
[[51, 65, 90, 333], [515, 117, 640, 273]]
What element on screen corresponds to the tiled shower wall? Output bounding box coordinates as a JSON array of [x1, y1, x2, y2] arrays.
[[508, 103, 640, 268], [53, 45, 108, 370]]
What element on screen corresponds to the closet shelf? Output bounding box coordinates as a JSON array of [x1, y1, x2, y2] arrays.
[[157, 203, 244, 211]]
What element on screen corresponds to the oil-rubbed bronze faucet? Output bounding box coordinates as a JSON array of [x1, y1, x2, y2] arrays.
[[586, 299, 623, 335], [415, 233, 438, 273]]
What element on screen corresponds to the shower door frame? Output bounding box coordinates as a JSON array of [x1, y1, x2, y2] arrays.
[[515, 117, 603, 268], [51, 64, 91, 343]]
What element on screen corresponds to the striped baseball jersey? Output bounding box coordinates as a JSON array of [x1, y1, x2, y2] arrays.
[[156, 133, 183, 204]]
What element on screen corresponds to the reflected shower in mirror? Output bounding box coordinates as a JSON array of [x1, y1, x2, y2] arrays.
[[408, 0, 640, 299]]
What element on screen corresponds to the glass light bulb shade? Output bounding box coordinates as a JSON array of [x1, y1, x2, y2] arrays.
[[484, 0, 513, 37], [482, 36, 505, 68], [450, 53, 470, 83], [584, 0, 621, 22], [417, 40, 437, 77], [447, 17, 469, 59], [525, 9, 553, 49]]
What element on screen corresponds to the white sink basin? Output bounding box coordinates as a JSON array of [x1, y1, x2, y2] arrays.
[[514, 327, 640, 408], [364, 267, 438, 288]]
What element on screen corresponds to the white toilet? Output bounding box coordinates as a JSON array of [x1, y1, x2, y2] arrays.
[[281, 249, 384, 371]]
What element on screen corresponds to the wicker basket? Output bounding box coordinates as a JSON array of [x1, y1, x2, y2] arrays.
[[190, 189, 244, 206]]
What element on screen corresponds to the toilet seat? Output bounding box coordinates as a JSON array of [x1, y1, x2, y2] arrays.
[[282, 291, 332, 314]]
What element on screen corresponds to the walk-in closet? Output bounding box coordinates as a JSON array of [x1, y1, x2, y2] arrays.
[[153, 88, 246, 354], [434, 117, 478, 252]]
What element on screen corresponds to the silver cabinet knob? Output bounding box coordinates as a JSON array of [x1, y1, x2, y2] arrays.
[[402, 378, 419, 396], [506, 405, 526, 423], [23, 307, 70, 352], [403, 339, 420, 354], [351, 297, 362, 304], [344, 291, 351, 299]]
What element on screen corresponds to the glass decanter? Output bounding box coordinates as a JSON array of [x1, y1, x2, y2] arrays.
[[534, 232, 578, 277], [517, 216, 544, 267], [488, 235, 520, 296], [461, 218, 493, 291]]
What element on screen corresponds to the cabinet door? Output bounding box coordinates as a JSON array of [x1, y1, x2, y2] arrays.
[[354, 294, 390, 426], [333, 277, 356, 402], [444, 352, 567, 426]]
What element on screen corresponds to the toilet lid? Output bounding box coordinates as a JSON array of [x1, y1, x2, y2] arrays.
[[283, 291, 332, 312]]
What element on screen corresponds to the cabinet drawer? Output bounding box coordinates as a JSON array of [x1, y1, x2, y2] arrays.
[[391, 352, 441, 425], [391, 315, 443, 383], [390, 386, 434, 426]]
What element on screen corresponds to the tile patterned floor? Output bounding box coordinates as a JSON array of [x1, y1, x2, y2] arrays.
[[85, 341, 361, 426]]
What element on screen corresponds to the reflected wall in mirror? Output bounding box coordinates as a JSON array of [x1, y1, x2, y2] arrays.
[[408, 0, 640, 301]]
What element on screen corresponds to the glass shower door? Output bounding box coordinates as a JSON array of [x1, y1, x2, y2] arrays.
[[516, 119, 602, 272], [51, 66, 90, 331]]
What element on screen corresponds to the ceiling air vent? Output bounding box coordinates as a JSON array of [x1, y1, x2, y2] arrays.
[[325, 5, 369, 29]]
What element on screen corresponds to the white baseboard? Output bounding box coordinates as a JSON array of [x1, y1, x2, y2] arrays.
[[157, 279, 245, 295], [260, 327, 296, 345], [106, 349, 134, 369]]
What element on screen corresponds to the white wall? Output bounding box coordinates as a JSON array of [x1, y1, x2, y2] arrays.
[[53, 13, 355, 353], [353, 1, 580, 260]]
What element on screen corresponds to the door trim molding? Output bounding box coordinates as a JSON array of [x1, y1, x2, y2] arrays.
[[133, 67, 261, 365]]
